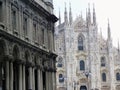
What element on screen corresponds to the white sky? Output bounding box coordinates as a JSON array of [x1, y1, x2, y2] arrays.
[[53, 0, 120, 47]]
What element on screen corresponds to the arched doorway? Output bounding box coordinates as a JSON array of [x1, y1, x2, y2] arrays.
[[80, 86, 87, 90]]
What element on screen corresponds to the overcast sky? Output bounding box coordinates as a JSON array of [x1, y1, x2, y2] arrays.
[[53, 0, 120, 47]]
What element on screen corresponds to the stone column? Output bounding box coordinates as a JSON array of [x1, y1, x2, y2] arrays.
[[23, 65, 26, 90], [10, 62, 13, 90], [52, 72, 54, 90], [47, 72, 50, 90], [28, 67, 32, 90], [50, 72, 52, 90], [32, 68, 35, 90], [50, 72, 53, 90], [19, 64, 22, 90], [37, 69, 41, 90], [52, 72, 56, 90], [40, 70, 43, 90], [46, 72, 48, 90], [6, 61, 9, 90]]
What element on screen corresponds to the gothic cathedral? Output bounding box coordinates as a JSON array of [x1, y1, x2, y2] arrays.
[[55, 4, 120, 90]]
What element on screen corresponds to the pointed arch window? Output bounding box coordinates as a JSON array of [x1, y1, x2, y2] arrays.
[[101, 57, 106, 67], [78, 36, 84, 50], [116, 72, 120, 81], [102, 73, 106, 82], [59, 74, 64, 83], [80, 60, 85, 70]]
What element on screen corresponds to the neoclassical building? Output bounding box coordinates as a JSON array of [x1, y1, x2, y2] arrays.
[[55, 4, 120, 90], [0, 0, 58, 90]]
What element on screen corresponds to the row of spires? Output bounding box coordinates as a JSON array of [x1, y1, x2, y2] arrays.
[[100, 19, 111, 42], [59, 3, 115, 51], [59, 3, 97, 25]]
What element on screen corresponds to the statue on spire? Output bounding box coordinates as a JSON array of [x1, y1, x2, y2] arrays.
[[88, 3, 91, 24], [59, 8, 61, 25], [93, 3, 96, 25], [118, 39, 120, 52], [69, 2, 73, 25], [64, 2, 68, 24], [107, 19, 111, 40]]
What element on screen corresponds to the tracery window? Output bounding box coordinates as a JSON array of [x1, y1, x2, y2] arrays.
[[116, 72, 120, 81], [101, 57, 106, 67], [59, 74, 64, 83], [102, 73, 106, 82], [80, 60, 85, 70], [78, 36, 84, 50]]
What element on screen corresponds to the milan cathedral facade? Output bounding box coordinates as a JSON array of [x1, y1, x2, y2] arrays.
[[55, 4, 120, 90]]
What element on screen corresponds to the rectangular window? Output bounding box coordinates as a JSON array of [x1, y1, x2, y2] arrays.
[[42, 29, 44, 44], [23, 17, 28, 36], [33, 23, 37, 41], [11, 10, 16, 30]]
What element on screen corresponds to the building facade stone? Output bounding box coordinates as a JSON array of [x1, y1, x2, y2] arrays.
[[0, 0, 58, 90]]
